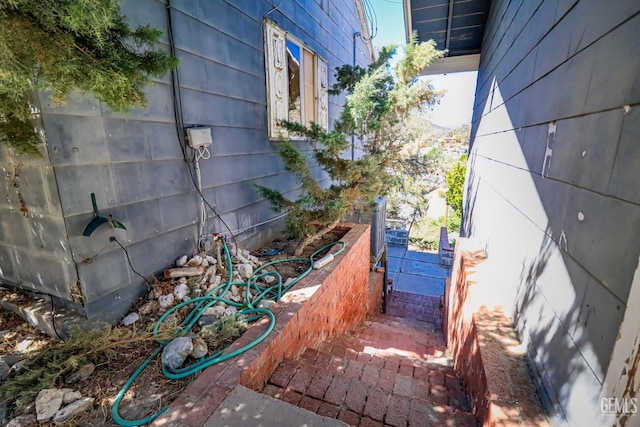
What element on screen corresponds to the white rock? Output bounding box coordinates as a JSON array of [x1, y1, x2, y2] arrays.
[[176, 255, 188, 267], [284, 278, 295, 287], [158, 294, 175, 309], [190, 336, 208, 359], [204, 305, 226, 318], [224, 306, 238, 317], [187, 255, 203, 267], [205, 256, 217, 265], [173, 283, 189, 300], [257, 300, 276, 309], [214, 301, 227, 309], [7, 414, 37, 427], [121, 312, 139, 326], [248, 255, 259, 263], [62, 390, 83, 404], [201, 258, 209, 267], [230, 295, 243, 303], [236, 263, 253, 279], [209, 275, 222, 285], [161, 337, 193, 370], [52, 397, 94, 423], [16, 339, 34, 352], [178, 277, 188, 284], [35, 389, 73, 421], [230, 285, 240, 296], [264, 275, 276, 284]]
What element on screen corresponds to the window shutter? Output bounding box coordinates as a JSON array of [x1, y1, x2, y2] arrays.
[[264, 21, 288, 139], [316, 57, 329, 130]]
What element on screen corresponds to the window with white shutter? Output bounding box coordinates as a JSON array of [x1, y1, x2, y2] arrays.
[[264, 20, 328, 139]]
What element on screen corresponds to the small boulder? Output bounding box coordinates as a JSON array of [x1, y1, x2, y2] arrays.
[[138, 301, 157, 315], [236, 264, 253, 280], [187, 255, 203, 267], [176, 255, 188, 267], [158, 294, 175, 309], [62, 390, 83, 404], [161, 337, 193, 370], [121, 312, 139, 326], [173, 283, 189, 300], [52, 397, 94, 423], [190, 336, 208, 359], [7, 414, 36, 427], [205, 256, 217, 265], [65, 363, 95, 384], [35, 389, 72, 421], [201, 258, 209, 267]]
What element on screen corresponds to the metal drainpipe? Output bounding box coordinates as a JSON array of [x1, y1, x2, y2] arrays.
[[351, 32, 360, 161]]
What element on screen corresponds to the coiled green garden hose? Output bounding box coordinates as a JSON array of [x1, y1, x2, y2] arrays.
[[112, 239, 346, 426]]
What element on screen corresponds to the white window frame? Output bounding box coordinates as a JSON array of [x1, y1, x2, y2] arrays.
[[264, 20, 328, 140]]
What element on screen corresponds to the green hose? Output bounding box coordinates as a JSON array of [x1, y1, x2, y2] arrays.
[[112, 239, 346, 426]]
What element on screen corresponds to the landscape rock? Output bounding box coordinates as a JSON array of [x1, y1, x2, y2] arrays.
[[230, 285, 240, 296], [263, 275, 276, 284], [190, 336, 208, 358], [257, 300, 276, 309], [230, 295, 243, 303], [7, 413, 36, 427], [62, 390, 83, 404], [178, 277, 188, 285], [158, 294, 175, 309], [175, 255, 188, 267], [65, 363, 95, 384], [236, 263, 253, 279], [205, 256, 217, 265], [187, 255, 203, 267], [16, 339, 34, 352], [173, 283, 189, 300], [161, 337, 193, 370], [35, 388, 72, 421], [224, 306, 238, 317], [201, 258, 209, 267], [209, 275, 222, 286], [121, 312, 139, 326], [197, 315, 217, 327], [204, 306, 226, 318], [52, 397, 94, 423]]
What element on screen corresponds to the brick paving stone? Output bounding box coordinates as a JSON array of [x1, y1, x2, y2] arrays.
[[299, 396, 322, 413], [449, 388, 470, 410], [344, 359, 365, 379], [288, 364, 316, 393], [360, 417, 383, 427], [363, 386, 389, 421], [384, 359, 400, 373], [386, 395, 410, 427], [317, 402, 341, 418], [301, 348, 320, 365], [262, 384, 282, 398], [330, 345, 347, 357], [446, 374, 464, 392], [410, 379, 429, 400], [345, 348, 360, 361], [338, 410, 361, 426], [329, 356, 347, 375], [393, 374, 413, 397], [377, 368, 397, 393], [430, 384, 448, 405], [325, 375, 351, 406], [281, 389, 302, 405], [398, 364, 414, 377], [429, 371, 445, 386], [413, 366, 430, 382], [361, 365, 381, 387], [357, 352, 372, 363], [370, 355, 386, 368], [408, 399, 429, 427], [307, 371, 333, 399], [345, 380, 369, 414], [270, 360, 298, 388], [315, 351, 333, 368]]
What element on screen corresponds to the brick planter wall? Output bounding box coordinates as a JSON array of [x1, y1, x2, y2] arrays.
[[446, 239, 549, 426], [152, 223, 372, 427]]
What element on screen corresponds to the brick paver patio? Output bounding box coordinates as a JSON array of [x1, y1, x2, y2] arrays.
[[262, 289, 478, 426]]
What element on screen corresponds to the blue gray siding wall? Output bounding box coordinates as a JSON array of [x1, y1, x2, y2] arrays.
[[465, 0, 640, 425], [0, 0, 372, 322]]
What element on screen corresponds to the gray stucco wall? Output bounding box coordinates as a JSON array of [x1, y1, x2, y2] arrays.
[[0, 0, 372, 322], [465, 0, 640, 425]]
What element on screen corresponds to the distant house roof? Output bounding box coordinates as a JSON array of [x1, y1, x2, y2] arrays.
[[403, 0, 490, 74]]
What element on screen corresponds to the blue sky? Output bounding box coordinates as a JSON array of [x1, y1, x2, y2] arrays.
[[367, 0, 477, 129]]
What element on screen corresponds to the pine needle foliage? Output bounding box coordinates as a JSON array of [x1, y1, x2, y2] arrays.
[[0, 324, 178, 415], [256, 39, 444, 255], [0, 0, 177, 155]]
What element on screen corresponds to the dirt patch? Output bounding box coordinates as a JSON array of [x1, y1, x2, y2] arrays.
[[0, 228, 349, 426]]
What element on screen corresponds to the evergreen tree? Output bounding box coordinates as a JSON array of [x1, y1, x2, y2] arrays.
[[0, 0, 177, 155], [256, 39, 443, 256]]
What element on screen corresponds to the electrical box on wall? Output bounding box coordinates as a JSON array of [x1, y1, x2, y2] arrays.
[[186, 127, 213, 148]]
